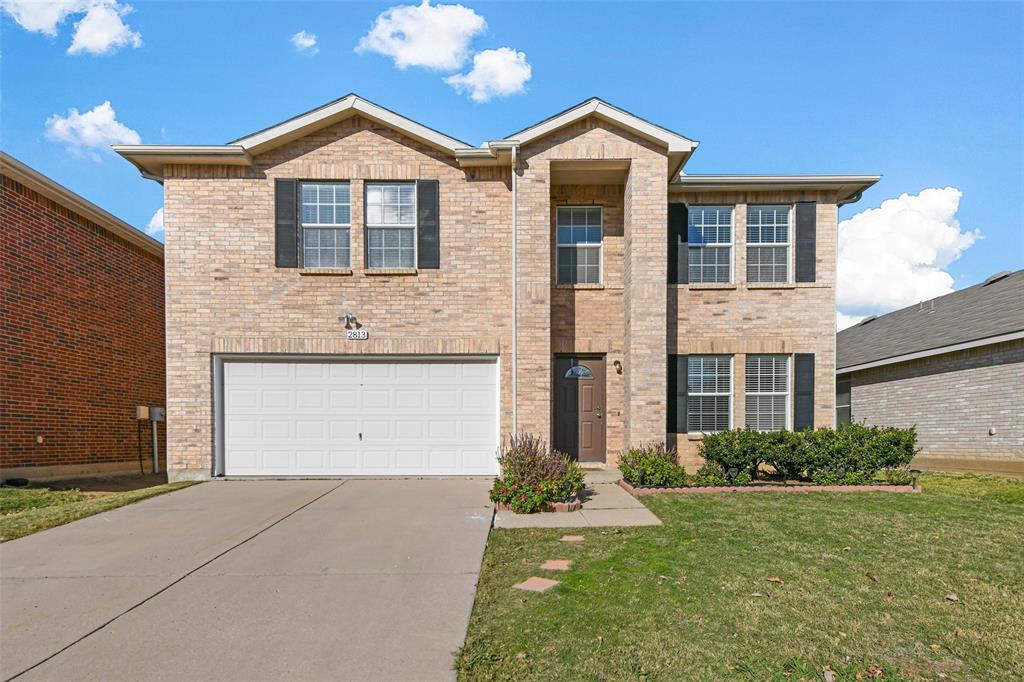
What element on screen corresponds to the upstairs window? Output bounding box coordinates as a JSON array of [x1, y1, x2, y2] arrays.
[[747, 205, 791, 283], [745, 355, 789, 431], [688, 206, 732, 283], [366, 183, 416, 268], [556, 207, 603, 284], [301, 182, 351, 268], [687, 355, 732, 432]]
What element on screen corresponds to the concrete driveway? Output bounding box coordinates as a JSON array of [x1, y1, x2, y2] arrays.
[[1, 479, 493, 681]]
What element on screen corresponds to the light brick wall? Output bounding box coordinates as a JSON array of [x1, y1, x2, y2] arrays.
[[847, 339, 1024, 475], [667, 190, 838, 469], [161, 114, 843, 478], [162, 116, 512, 479]]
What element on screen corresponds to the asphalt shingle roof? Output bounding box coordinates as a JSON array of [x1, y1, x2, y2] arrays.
[[837, 269, 1024, 370]]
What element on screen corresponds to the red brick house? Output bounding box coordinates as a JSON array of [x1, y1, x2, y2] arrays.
[[0, 152, 166, 480]]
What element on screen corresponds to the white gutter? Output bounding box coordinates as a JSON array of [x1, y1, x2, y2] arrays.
[[837, 330, 1024, 374], [511, 143, 519, 435]]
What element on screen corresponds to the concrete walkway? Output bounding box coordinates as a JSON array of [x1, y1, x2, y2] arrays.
[[1, 478, 493, 682], [493, 469, 661, 529]]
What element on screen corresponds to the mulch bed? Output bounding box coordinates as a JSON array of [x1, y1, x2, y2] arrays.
[[618, 479, 919, 495]]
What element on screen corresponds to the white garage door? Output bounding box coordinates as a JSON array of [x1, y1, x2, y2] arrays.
[[222, 358, 499, 476]]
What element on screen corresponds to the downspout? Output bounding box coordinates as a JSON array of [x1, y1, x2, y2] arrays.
[[511, 144, 519, 435]]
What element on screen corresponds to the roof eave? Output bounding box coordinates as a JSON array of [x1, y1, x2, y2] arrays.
[[112, 145, 252, 182], [671, 174, 881, 204], [1, 151, 163, 257]]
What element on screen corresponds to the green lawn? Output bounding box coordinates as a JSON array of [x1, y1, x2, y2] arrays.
[[458, 473, 1024, 681], [0, 481, 197, 542]]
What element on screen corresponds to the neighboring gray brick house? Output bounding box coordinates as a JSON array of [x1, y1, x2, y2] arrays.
[[837, 270, 1024, 475], [116, 94, 878, 481]]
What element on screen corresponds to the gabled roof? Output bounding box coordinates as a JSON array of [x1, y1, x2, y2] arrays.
[[0, 151, 163, 258], [503, 97, 698, 154], [837, 269, 1024, 372], [229, 93, 471, 156]]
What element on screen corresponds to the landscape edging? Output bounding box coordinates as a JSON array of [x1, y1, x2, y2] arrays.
[[618, 479, 920, 495]]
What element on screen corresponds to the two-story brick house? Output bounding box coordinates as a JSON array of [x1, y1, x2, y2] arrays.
[[116, 94, 877, 481]]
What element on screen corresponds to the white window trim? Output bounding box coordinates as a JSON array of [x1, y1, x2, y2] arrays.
[[555, 205, 604, 285], [687, 205, 734, 284], [746, 204, 792, 284], [365, 181, 417, 269], [688, 354, 733, 434], [300, 181, 352, 269], [744, 354, 791, 432]]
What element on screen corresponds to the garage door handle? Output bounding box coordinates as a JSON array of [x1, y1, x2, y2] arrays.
[[358, 432, 363, 441]]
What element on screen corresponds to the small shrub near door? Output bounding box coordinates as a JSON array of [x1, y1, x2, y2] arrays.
[[488, 434, 585, 513], [618, 443, 688, 487]]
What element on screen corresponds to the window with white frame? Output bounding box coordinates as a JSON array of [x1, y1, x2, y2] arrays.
[[365, 183, 416, 268], [688, 206, 733, 283], [745, 355, 789, 431], [556, 207, 603, 284], [301, 182, 351, 268], [687, 355, 732, 432], [746, 205, 791, 283]]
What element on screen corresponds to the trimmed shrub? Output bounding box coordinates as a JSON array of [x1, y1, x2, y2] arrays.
[[541, 457, 586, 502], [693, 461, 728, 487], [699, 429, 763, 478], [698, 423, 918, 485], [619, 443, 688, 487]]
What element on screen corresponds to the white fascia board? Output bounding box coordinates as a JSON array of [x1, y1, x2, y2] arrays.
[[837, 330, 1024, 374], [672, 174, 881, 204], [509, 98, 698, 153], [232, 95, 467, 156]]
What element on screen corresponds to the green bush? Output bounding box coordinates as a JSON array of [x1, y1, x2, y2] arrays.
[[697, 423, 918, 485], [693, 461, 728, 487], [619, 443, 688, 487], [699, 429, 764, 478], [489, 434, 586, 512]]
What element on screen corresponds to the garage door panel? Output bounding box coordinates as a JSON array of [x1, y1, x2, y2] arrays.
[[223, 359, 498, 476]]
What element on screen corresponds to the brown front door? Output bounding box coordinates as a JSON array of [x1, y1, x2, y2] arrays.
[[553, 356, 607, 463]]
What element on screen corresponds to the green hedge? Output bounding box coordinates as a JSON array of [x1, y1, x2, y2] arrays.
[[619, 443, 688, 487], [699, 423, 918, 485]]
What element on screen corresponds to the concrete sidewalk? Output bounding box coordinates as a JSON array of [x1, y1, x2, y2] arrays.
[[493, 469, 661, 529], [1, 478, 493, 682]]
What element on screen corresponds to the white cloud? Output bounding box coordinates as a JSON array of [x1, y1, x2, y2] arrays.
[[67, 0, 141, 55], [145, 207, 163, 239], [356, 0, 486, 70], [445, 47, 531, 102], [836, 311, 864, 332], [837, 187, 979, 319], [0, 0, 86, 35], [44, 101, 141, 158], [291, 30, 318, 54], [2, 0, 141, 54]]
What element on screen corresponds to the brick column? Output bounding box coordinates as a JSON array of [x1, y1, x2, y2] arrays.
[[514, 156, 552, 440], [622, 157, 668, 447]]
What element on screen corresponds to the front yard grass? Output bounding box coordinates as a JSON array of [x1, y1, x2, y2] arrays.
[[458, 473, 1024, 681], [0, 481, 197, 541]]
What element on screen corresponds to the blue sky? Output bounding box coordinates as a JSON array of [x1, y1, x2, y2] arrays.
[[3, 1, 1022, 324]]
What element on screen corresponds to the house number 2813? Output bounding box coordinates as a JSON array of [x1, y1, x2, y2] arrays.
[[346, 329, 369, 340]]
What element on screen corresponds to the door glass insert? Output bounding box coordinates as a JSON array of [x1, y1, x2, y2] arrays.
[[564, 365, 593, 379]]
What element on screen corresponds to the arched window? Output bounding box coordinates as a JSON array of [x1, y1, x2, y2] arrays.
[[564, 365, 593, 379]]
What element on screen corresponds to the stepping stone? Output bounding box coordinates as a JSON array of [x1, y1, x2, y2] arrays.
[[513, 576, 560, 592], [560, 535, 585, 542], [541, 559, 572, 571]]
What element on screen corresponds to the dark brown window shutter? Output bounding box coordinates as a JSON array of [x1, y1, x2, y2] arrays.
[[795, 201, 816, 282], [793, 353, 815, 431], [668, 203, 688, 284], [416, 179, 440, 269], [275, 178, 298, 268], [667, 355, 688, 432]]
